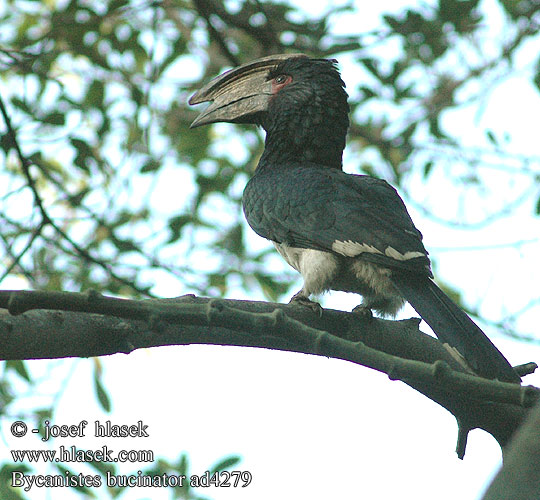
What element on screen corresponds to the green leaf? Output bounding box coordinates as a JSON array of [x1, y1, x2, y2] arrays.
[[534, 55, 540, 92], [87, 459, 116, 476], [423, 160, 434, 178], [359, 57, 384, 82], [486, 129, 497, 145], [113, 237, 138, 253], [498, 0, 537, 20], [358, 85, 378, 99], [0, 464, 31, 500], [71, 137, 94, 173], [208, 273, 227, 293], [0, 132, 14, 154], [43, 111, 65, 125], [252, 272, 290, 302], [216, 224, 244, 257], [93, 362, 111, 413], [209, 455, 241, 474], [168, 214, 195, 243], [95, 378, 111, 412], [70, 137, 94, 156], [11, 97, 34, 116], [176, 453, 189, 476], [35, 408, 53, 422], [5, 360, 31, 382], [140, 158, 161, 173], [438, 0, 481, 33], [86, 80, 105, 108]]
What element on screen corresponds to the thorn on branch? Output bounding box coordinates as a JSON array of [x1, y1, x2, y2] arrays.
[[178, 294, 196, 302], [122, 341, 136, 354], [148, 313, 164, 332], [513, 362, 537, 378], [405, 317, 422, 328], [206, 299, 225, 324], [455, 420, 471, 460], [86, 289, 103, 302], [269, 308, 285, 329], [433, 359, 452, 379], [520, 385, 540, 408], [51, 311, 64, 324], [387, 362, 400, 381], [0, 318, 13, 333], [7, 292, 26, 316], [311, 329, 331, 356], [108, 320, 136, 354]]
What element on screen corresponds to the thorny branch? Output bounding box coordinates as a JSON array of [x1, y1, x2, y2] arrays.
[[0, 289, 537, 459]]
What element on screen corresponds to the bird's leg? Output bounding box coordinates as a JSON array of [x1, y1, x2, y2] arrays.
[[289, 289, 323, 317], [351, 294, 403, 321]]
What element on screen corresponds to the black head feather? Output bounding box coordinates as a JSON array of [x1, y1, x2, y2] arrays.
[[259, 56, 350, 170]]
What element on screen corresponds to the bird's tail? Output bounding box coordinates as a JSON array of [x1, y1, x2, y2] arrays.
[[391, 273, 520, 383]]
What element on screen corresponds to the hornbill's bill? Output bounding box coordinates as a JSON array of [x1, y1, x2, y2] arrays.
[[189, 54, 520, 383]]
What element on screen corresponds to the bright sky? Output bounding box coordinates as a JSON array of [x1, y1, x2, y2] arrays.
[[2, 1, 540, 499]]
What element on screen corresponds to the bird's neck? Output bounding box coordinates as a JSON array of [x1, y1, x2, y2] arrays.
[[258, 109, 348, 170]]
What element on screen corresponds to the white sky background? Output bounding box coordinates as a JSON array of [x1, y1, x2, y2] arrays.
[[2, 0, 540, 499]]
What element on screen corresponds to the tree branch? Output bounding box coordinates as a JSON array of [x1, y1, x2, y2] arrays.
[[0, 220, 45, 285], [482, 400, 540, 500], [0, 289, 537, 457]]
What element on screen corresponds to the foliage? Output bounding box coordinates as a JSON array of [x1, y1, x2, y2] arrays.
[[0, 0, 540, 498]]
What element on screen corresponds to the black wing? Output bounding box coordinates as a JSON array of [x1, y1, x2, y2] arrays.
[[243, 164, 431, 275]]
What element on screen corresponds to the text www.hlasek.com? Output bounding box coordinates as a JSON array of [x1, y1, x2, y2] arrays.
[[10, 419, 253, 492], [11, 446, 153, 463]]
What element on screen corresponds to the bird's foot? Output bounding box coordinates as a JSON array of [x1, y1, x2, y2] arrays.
[[352, 304, 373, 320], [289, 293, 323, 317]]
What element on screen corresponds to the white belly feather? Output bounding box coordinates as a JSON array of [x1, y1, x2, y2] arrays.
[[272, 242, 404, 315], [273, 243, 339, 295]]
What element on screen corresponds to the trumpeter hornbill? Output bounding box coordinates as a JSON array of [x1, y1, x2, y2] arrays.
[[189, 54, 520, 383]]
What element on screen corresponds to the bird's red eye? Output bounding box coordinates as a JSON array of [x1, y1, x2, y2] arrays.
[[271, 74, 292, 93]]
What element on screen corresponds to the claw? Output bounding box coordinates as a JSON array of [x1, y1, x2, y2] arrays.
[[289, 293, 323, 317], [352, 304, 373, 320]]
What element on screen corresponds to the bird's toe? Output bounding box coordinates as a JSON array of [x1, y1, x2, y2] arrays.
[[289, 294, 323, 317], [352, 304, 373, 320]]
